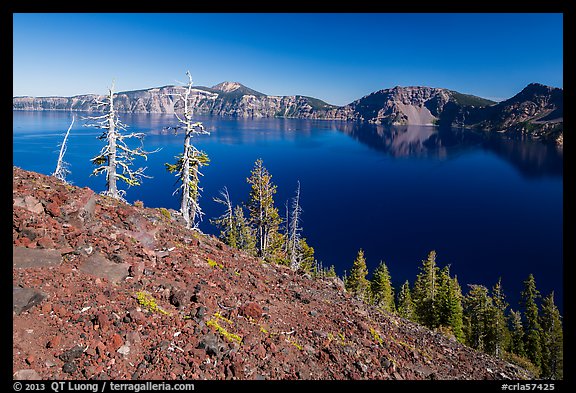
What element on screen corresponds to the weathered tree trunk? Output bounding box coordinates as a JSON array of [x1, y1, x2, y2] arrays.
[[107, 90, 118, 198], [289, 181, 301, 270], [53, 116, 74, 182], [181, 129, 191, 228], [164, 72, 210, 230], [85, 81, 155, 201], [258, 176, 265, 256], [224, 189, 233, 233]]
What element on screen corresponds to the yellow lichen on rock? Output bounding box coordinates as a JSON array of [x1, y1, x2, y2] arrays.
[[135, 291, 170, 315], [206, 312, 242, 344]]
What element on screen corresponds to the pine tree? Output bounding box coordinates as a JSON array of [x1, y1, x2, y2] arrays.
[[267, 232, 289, 265], [325, 265, 337, 277], [520, 274, 543, 370], [539, 291, 563, 380], [345, 249, 370, 301], [491, 277, 510, 358], [370, 261, 395, 312], [463, 284, 493, 352], [246, 158, 281, 260], [413, 250, 440, 328], [298, 238, 316, 274], [509, 309, 526, 357], [437, 265, 452, 327], [314, 260, 337, 278], [446, 275, 465, 343], [232, 205, 257, 256], [397, 280, 416, 321]]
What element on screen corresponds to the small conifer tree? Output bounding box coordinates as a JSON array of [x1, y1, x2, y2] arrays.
[[463, 284, 493, 352], [539, 291, 563, 379], [246, 158, 281, 260], [520, 274, 543, 370], [370, 261, 395, 312], [397, 280, 416, 321], [345, 249, 370, 301], [413, 250, 440, 328], [233, 205, 257, 256], [491, 278, 511, 358], [509, 309, 526, 357], [436, 266, 464, 341]]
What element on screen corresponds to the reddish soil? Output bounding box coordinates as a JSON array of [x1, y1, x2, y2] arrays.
[[12, 166, 532, 380]]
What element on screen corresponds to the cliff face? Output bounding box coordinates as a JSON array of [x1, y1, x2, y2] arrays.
[[13, 95, 100, 111], [13, 167, 532, 380], [11, 84, 478, 123], [342, 86, 462, 125], [13, 83, 340, 119], [456, 83, 563, 142], [13, 82, 562, 141]]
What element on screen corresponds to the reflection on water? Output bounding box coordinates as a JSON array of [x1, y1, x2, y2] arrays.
[[13, 111, 563, 179], [126, 114, 327, 146], [337, 122, 563, 178], [12, 110, 563, 313]]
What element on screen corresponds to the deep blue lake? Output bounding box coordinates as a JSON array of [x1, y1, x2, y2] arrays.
[[12, 111, 563, 312]]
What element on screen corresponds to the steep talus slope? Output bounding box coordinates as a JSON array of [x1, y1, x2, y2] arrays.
[[13, 167, 531, 380], [342, 86, 457, 125]]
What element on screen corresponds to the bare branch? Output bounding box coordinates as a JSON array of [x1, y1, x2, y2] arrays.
[[83, 114, 109, 121], [174, 112, 185, 125], [52, 116, 75, 183], [86, 81, 158, 200]]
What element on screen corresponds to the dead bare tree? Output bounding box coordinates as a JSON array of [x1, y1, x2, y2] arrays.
[[84, 81, 158, 202], [283, 200, 290, 255], [211, 186, 236, 246], [288, 181, 303, 270], [52, 115, 74, 183], [165, 71, 210, 229]]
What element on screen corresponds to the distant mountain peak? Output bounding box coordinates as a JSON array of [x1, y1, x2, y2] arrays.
[[517, 82, 561, 96], [210, 81, 264, 97], [525, 82, 556, 89], [212, 81, 244, 93], [500, 82, 562, 107]]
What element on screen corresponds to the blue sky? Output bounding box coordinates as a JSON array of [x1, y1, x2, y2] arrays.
[[13, 13, 563, 106]]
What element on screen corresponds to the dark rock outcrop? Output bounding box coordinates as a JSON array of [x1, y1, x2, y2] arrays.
[[13, 287, 48, 315]]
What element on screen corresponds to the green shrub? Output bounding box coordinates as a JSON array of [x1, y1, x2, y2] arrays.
[[503, 351, 540, 378], [158, 207, 171, 220]]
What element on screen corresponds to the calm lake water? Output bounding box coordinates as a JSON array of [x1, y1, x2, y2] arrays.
[[12, 111, 563, 312]]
